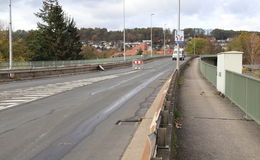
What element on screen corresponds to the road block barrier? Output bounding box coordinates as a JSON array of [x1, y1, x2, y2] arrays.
[[132, 60, 144, 70]]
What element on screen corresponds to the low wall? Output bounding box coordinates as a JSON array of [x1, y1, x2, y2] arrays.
[[0, 56, 169, 82]]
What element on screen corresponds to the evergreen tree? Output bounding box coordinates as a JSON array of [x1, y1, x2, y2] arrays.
[[29, 0, 82, 61]]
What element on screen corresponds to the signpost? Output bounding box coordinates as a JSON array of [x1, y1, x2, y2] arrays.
[[176, 0, 181, 70], [175, 29, 185, 70], [175, 30, 184, 44]]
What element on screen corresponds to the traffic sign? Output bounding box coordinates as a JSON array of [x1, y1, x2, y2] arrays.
[[175, 30, 185, 44]]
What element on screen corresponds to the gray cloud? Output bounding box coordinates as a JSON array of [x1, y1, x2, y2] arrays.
[[0, 0, 260, 31]]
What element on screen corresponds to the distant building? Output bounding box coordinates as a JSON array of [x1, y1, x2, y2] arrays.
[[112, 43, 148, 57], [206, 36, 217, 42]]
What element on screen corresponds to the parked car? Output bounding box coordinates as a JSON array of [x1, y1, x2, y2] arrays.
[[172, 48, 185, 61]]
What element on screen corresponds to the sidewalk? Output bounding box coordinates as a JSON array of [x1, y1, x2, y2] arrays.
[[176, 58, 260, 160]]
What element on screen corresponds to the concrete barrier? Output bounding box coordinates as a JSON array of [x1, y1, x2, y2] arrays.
[[122, 56, 196, 160], [0, 57, 169, 82], [121, 71, 174, 160], [0, 56, 170, 82]]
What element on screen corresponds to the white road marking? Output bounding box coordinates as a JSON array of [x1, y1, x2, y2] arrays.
[[1, 100, 29, 102], [0, 71, 138, 111]]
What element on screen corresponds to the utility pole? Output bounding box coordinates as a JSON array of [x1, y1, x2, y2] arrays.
[[9, 0, 13, 77], [123, 0, 126, 61], [176, 0, 180, 70], [163, 24, 166, 56], [150, 13, 154, 57], [194, 28, 196, 55]]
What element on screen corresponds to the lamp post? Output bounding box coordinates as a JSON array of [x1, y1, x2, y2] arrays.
[[163, 24, 166, 56], [123, 0, 126, 61], [194, 28, 196, 55], [9, 0, 13, 72], [150, 13, 154, 57], [176, 0, 180, 70]]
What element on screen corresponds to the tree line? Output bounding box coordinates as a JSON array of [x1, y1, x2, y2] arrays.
[[0, 0, 259, 63], [78, 28, 174, 43]]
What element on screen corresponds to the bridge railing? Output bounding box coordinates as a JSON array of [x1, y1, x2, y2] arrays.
[[0, 54, 167, 70], [200, 59, 217, 86], [200, 56, 260, 125], [226, 70, 260, 124]]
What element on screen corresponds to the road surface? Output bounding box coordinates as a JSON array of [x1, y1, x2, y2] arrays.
[[0, 58, 186, 160]]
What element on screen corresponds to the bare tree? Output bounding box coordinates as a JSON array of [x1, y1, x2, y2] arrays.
[[0, 20, 7, 31], [240, 33, 260, 65], [249, 34, 260, 65]]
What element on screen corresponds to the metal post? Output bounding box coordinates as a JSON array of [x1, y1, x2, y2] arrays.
[[9, 0, 13, 71], [245, 78, 248, 119], [176, 0, 180, 70], [123, 0, 126, 61], [194, 39, 196, 55], [164, 24, 166, 56], [151, 13, 154, 57], [193, 28, 196, 55]]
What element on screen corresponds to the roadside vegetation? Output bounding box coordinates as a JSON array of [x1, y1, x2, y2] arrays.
[[227, 32, 260, 65]]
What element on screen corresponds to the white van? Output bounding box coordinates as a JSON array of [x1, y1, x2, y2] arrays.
[[172, 48, 185, 61]]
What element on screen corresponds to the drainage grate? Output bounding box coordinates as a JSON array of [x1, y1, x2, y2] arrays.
[[116, 119, 142, 125]]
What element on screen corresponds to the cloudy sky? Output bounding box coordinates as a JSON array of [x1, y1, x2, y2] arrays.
[[0, 0, 260, 31]]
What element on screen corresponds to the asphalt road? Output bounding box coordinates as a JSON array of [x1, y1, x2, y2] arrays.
[[0, 58, 186, 160]]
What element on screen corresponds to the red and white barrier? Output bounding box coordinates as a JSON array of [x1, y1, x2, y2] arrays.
[[132, 60, 144, 70], [133, 60, 143, 64]]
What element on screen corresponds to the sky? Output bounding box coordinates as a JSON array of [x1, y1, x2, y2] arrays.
[[0, 0, 260, 31]]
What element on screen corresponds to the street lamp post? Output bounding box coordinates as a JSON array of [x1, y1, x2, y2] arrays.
[[193, 28, 196, 55], [163, 24, 166, 56], [9, 0, 13, 72], [150, 13, 154, 57], [176, 0, 180, 70], [123, 0, 126, 61]]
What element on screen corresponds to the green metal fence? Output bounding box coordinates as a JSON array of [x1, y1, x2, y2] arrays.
[[200, 60, 217, 86], [226, 70, 260, 124], [0, 55, 166, 70]]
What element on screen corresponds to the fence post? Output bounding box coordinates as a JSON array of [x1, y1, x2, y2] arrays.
[[245, 78, 248, 119]]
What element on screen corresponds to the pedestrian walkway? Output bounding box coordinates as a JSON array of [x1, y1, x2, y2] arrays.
[[176, 58, 260, 160]]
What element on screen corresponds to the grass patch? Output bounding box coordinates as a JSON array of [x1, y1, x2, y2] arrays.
[[172, 107, 182, 160], [174, 107, 182, 120], [178, 76, 184, 85], [172, 129, 178, 160], [254, 71, 260, 78], [243, 67, 260, 79]]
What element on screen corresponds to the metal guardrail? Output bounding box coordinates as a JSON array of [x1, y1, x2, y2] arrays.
[[200, 54, 217, 58], [226, 70, 260, 125], [200, 60, 217, 86], [0, 55, 167, 70]]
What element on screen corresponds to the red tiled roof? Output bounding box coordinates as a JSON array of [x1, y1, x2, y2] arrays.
[[112, 43, 148, 57]]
